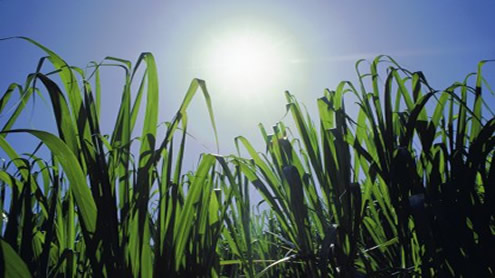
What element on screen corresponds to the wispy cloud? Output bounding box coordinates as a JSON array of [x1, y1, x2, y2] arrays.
[[291, 44, 492, 64]]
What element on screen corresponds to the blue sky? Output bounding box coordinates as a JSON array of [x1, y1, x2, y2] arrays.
[[1, 1, 495, 166]]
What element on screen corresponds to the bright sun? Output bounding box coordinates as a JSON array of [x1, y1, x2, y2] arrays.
[[202, 30, 293, 97]]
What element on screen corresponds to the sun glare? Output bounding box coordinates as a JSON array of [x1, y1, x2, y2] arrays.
[[212, 35, 276, 82], [201, 30, 293, 97]]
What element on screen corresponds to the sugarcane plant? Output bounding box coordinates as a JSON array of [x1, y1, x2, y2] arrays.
[[0, 38, 494, 277], [0, 37, 228, 277], [218, 56, 495, 277]]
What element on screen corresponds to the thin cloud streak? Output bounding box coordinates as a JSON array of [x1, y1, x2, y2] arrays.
[[291, 44, 492, 64]]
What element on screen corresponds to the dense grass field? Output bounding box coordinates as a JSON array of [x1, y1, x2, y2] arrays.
[[1, 38, 494, 277]]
